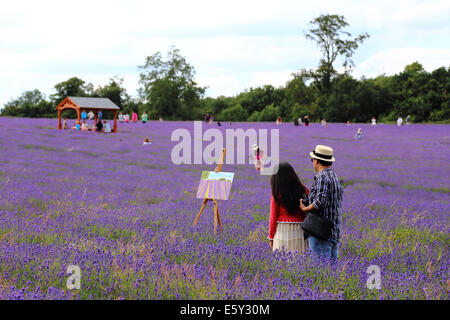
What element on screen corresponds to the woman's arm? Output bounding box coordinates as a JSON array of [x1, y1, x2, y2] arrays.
[[267, 195, 279, 241]]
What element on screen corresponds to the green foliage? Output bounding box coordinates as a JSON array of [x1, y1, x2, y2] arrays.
[[258, 104, 280, 121], [138, 46, 206, 120], [305, 14, 370, 93], [218, 103, 248, 121], [237, 85, 285, 116], [1, 89, 53, 118], [290, 103, 311, 122], [51, 77, 94, 105]]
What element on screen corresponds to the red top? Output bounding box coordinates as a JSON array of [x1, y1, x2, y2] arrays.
[[267, 189, 308, 240]]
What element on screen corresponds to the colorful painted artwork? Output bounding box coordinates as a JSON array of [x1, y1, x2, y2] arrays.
[[196, 171, 234, 200]]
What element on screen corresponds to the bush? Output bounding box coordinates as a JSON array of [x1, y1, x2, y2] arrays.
[[258, 104, 280, 122], [247, 111, 261, 122], [429, 101, 450, 122], [290, 103, 311, 122], [218, 104, 248, 121]]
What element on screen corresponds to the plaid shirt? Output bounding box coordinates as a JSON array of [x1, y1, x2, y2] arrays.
[[309, 167, 344, 241]]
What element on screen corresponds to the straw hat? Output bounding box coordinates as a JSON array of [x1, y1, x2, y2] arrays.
[[252, 144, 259, 151], [309, 145, 335, 162]]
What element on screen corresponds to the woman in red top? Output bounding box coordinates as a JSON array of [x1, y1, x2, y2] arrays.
[[268, 162, 309, 253]]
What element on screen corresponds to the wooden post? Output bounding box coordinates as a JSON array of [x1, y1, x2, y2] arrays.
[[57, 109, 62, 130], [113, 110, 118, 133]]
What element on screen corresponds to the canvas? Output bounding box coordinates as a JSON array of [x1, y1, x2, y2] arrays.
[[196, 171, 234, 200]]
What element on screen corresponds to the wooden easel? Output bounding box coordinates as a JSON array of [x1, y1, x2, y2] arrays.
[[192, 148, 226, 234]]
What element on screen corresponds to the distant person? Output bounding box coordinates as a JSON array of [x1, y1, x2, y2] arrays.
[[118, 112, 124, 123], [81, 110, 87, 121], [81, 120, 88, 131], [75, 121, 81, 131], [63, 118, 68, 130], [298, 117, 303, 126], [268, 162, 309, 254], [250, 144, 265, 173], [159, 117, 164, 122], [276, 116, 282, 125], [355, 128, 363, 140], [397, 116, 403, 126], [87, 110, 95, 127], [294, 118, 299, 126], [143, 137, 152, 145], [96, 119, 103, 132], [371, 117, 376, 125], [304, 116, 310, 127], [346, 121, 350, 126], [405, 115, 411, 125], [321, 119, 328, 127], [132, 111, 138, 123], [103, 120, 111, 133], [141, 112, 148, 123], [217, 122, 221, 126], [209, 115, 214, 124], [300, 145, 343, 260], [98, 110, 103, 121], [124, 113, 130, 123]]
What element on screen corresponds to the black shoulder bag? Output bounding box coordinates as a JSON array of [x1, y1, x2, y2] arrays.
[[301, 210, 332, 241]]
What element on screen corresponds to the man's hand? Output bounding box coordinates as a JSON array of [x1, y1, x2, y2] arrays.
[[300, 199, 314, 213], [299, 199, 307, 212]]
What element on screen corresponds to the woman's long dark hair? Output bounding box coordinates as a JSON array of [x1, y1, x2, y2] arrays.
[[270, 162, 307, 213]]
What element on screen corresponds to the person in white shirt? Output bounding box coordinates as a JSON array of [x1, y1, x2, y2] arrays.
[[103, 120, 111, 133], [355, 128, 363, 140], [371, 117, 376, 125], [118, 112, 124, 123], [397, 117, 403, 126]]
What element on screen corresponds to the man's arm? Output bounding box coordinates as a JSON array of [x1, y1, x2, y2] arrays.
[[300, 175, 328, 213]]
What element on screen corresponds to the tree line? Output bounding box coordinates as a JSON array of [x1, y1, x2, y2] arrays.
[[1, 14, 449, 123]]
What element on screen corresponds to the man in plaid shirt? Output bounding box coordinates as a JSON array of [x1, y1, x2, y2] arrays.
[[300, 145, 343, 259]]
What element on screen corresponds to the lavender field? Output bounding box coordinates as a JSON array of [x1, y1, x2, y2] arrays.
[[0, 117, 448, 300]]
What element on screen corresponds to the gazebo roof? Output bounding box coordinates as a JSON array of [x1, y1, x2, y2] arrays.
[[66, 97, 120, 110]]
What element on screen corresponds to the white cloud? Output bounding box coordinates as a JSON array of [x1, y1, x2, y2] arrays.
[[355, 47, 450, 78]]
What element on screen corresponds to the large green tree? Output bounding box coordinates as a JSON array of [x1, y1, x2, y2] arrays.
[[305, 14, 369, 93], [51, 77, 94, 104], [1, 89, 53, 118], [138, 46, 206, 120], [93, 76, 132, 110]]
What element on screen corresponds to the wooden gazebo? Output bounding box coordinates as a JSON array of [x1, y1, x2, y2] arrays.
[[56, 97, 120, 132]]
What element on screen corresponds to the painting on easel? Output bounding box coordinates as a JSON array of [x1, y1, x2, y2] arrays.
[[192, 148, 231, 233], [196, 171, 234, 201]]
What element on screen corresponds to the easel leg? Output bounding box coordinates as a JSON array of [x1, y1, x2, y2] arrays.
[[193, 198, 209, 226], [213, 199, 218, 233], [216, 204, 222, 230]]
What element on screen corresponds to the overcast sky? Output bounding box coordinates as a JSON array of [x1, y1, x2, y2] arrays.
[[1, 0, 449, 107]]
